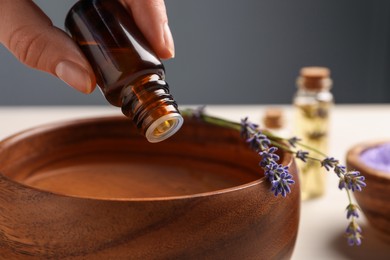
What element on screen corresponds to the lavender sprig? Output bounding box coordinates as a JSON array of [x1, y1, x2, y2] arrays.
[[313, 156, 366, 246], [240, 120, 295, 197], [181, 107, 366, 246]]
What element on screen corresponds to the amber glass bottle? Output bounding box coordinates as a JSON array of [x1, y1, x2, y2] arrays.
[[65, 0, 183, 143], [293, 67, 333, 200]]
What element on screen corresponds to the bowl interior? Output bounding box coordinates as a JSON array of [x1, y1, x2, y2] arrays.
[[0, 116, 279, 200], [347, 140, 390, 180]]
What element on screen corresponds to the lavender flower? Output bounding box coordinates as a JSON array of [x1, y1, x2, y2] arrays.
[[246, 133, 261, 151], [192, 105, 206, 119], [271, 171, 295, 197], [334, 164, 347, 177], [339, 171, 366, 192], [240, 117, 258, 139], [259, 147, 280, 167], [321, 157, 339, 171], [316, 107, 329, 119], [288, 137, 301, 147], [264, 161, 278, 181], [263, 161, 294, 197], [346, 204, 359, 219], [338, 178, 345, 190], [246, 133, 271, 151], [296, 150, 309, 162], [258, 134, 271, 149], [346, 220, 363, 246]]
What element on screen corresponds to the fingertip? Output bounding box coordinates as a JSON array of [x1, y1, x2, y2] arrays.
[[162, 22, 175, 59], [55, 60, 95, 94]]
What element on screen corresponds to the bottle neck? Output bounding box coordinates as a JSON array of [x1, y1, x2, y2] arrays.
[[296, 76, 332, 92], [295, 76, 334, 103], [121, 74, 183, 143]]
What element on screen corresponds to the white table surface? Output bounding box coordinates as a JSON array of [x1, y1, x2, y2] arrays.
[[0, 104, 389, 259]]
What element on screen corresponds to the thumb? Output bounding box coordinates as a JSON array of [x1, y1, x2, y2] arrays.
[[0, 1, 95, 93], [122, 0, 175, 59]]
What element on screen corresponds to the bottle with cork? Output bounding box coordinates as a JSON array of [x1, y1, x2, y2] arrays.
[[262, 108, 289, 138], [293, 66, 334, 200], [65, 0, 183, 143]]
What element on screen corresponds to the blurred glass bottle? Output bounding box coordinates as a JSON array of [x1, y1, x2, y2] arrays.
[[293, 67, 333, 200], [65, 0, 183, 143]]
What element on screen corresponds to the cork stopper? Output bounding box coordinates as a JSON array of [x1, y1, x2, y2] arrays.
[[263, 108, 284, 129], [297, 66, 332, 91]]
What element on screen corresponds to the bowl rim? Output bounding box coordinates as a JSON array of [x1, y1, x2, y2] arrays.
[[346, 140, 390, 180], [0, 115, 296, 202]]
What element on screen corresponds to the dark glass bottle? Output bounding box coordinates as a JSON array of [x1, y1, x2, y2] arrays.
[[65, 0, 183, 143]]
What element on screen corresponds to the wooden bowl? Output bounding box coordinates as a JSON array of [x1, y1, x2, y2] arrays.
[[0, 116, 299, 259], [346, 141, 390, 243]]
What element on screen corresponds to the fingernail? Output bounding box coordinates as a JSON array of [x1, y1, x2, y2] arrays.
[[55, 61, 92, 94], [163, 23, 175, 58]]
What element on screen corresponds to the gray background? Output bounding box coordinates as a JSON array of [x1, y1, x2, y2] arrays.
[[0, 0, 389, 105]]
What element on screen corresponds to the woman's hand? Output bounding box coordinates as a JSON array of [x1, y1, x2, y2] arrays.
[[0, 0, 174, 94]]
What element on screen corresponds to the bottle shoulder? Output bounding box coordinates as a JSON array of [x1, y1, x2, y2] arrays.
[[293, 90, 333, 104]]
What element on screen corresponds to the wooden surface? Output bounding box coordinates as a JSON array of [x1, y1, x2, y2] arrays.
[[347, 141, 390, 244], [0, 116, 299, 259]]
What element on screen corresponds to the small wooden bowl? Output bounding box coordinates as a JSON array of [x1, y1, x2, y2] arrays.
[[0, 116, 299, 259], [346, 141, 390, 243]]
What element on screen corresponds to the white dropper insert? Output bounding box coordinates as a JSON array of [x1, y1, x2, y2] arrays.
[[145, 114, 184, 143]]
